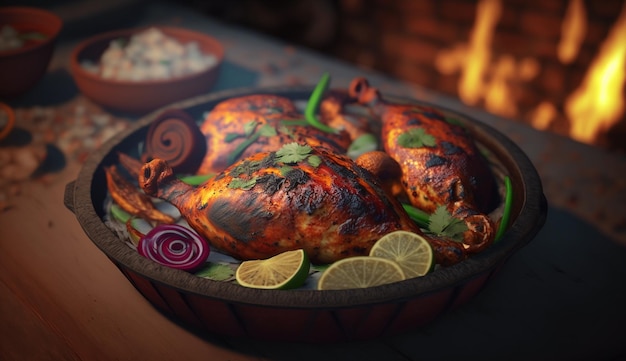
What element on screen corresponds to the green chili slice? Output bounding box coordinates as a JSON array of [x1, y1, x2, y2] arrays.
[[227, 131, 262, 165], [178, 173, 215, 186], [495, 176, 513, 242], [304, 72, 337, 134], [402, 203, 431, 229]]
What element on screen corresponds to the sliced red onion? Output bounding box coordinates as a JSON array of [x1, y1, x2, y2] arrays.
[[138, 224, 209, 272]]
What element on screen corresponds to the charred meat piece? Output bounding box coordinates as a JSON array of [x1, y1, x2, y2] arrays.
[[140, 144, 430, 264]]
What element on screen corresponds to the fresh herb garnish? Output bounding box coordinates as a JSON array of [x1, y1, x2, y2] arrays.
[[258, 124, 278, 137], [225, 120, 260, 142], [275, 143, 313, 164], [307, 155, 322, 167], [404, 203, 467, 242], [228, 177, 257, 190], [397, 128, 437, 148], [243, 120, 258, 137], [194, 263, 235, 281], [279, 166, 293, 176], [347, 133, 378, 158], [227, 124, 277, 165], [427, 205, 467, 242]]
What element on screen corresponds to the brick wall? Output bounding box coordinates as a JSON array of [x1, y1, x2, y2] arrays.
[[331, 0, 626, 152]]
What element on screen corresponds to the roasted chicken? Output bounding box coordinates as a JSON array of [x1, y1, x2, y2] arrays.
[[196, 93, 369, 175], [122, 78, 504, 267], [349, 77, 499, 256], [139, 145, 436, 265]]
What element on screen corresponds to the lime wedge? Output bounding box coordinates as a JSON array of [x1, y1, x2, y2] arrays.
[[369, 230, 434, 278], [235, 249, 310, 290], [317, 256, 405, 290]]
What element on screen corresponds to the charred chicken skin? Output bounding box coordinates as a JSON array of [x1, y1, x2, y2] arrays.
[[140, 145, 430, 265], [349, 78, 499, 259], [196, 94, 366, 175]]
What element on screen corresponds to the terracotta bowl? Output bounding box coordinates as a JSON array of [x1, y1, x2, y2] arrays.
[[69, 26, 223, 114], [64, 87, 547, 342], [0, 7, 63, 97]]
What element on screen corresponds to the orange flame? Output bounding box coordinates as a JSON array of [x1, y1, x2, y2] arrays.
[[458, 0, 501, 106], [531, 101, 557, 130], [558, 0, 587, 64], [435, 0, 624, 147], [565, 2, 626, 144], [435, 0, 538, 118]]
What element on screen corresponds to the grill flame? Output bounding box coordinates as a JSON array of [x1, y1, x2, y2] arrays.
[[564, 1, 626, 145], [435, 0, 625, 148]]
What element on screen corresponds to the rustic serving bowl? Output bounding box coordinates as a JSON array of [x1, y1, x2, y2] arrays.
[[69, 26, 223, 114], [0, 7, 63, 97], [64, 86, 547, 342]]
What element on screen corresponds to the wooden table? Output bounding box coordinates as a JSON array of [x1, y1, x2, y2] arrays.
[[2, 1, 626, 360]]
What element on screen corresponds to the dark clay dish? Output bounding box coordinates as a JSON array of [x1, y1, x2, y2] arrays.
[[65, 86, 547, 342]]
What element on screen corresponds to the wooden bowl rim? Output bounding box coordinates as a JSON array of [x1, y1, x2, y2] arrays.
[[69, 85, 547, 309]]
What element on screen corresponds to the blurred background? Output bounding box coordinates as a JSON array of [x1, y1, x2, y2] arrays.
[[178, 0, 626, 155], [6, 0, 626, 153]]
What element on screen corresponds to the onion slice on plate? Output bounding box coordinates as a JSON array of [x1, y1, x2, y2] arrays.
[[138, 224, 210, 271]]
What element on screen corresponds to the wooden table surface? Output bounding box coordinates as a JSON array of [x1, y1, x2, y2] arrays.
[[2, 1, 626, 360]]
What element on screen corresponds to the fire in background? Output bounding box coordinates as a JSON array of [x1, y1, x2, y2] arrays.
[[184, 0, 625, 152]]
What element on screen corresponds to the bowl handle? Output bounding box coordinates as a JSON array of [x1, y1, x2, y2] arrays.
[[64, 180, 76, 214]]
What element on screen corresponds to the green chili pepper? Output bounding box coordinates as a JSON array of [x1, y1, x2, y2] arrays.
[[495, 176, 513, 242], [304, 72, 337, 134], [178, 173, 215, 185], [402, 203, 430, 229]]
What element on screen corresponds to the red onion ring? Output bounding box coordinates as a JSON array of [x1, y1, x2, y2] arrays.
[[138, 224, 210, 272]]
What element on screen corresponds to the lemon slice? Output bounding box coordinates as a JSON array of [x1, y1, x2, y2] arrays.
[[317, 256, 405, 290], [369, 230, 434, 278], [236, 249, 310, 290]]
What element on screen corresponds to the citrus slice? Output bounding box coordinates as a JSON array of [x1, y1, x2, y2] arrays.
[[236, 249, 310, 290], [369, 230, 434, 278], [317, 256, 405, 290]]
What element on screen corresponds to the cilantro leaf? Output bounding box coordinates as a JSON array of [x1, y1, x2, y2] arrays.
[[258, 124, 277, 137], [397, 128, 437, 148], [427, 205, 467, 242], [243, 120, 258, 137], [228, 177, 257, 190], [275, 143, 313, 164], [194, 263, 235, 281], [279, 165, 293, 176], [307, 155, 322, 167]]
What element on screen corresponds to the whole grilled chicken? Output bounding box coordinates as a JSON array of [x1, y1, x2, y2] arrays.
[[139, 144, 436, 265], [349, 78, 499, 256], [196, 94, 364, 175]]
